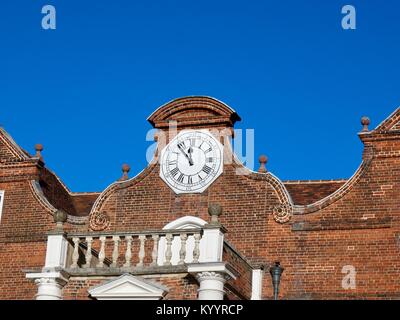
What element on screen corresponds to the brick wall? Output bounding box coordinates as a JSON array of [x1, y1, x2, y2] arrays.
[[223, 242, 253, 299]]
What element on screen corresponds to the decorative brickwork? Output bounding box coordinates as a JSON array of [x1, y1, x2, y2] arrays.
[[273, 204, 293, 223], [89, 211, 111, 231]]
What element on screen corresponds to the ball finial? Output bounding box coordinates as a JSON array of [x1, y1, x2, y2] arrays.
[[361, 116, 370, 132], [119, 164, 131, 181], [34, 144, 44, 161], [53, 210, 67, 231], [208, 203, 223, 224], [122, 163, 130, 173], [258, 155, 268, 173]]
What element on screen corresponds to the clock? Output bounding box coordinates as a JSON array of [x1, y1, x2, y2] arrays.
[[159, 130, 223, 194]]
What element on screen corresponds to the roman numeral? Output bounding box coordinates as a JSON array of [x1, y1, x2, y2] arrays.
[[177, 173, 184, 183], [177, 142, 185, 150], [206, 157, 213, 163], [205, 147, 212, 154], [190, 138, 196, 147], [170, 167, 179, 177], [187, 176, 193, 185], [168, 160, 177, 166], [202, 165, 212, 175]]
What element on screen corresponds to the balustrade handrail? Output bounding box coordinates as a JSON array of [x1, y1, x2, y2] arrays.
[[66, 227, 203, 239], [66, 227, 204, 269]]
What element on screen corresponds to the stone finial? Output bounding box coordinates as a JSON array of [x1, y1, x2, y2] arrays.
[[361, 116, 370, 132], [119, 163, 130, 181], [35, 144, 44, 161], [53, 210, 67, 231], [258, 155, 268, 173], [208, 203, 222, 224]]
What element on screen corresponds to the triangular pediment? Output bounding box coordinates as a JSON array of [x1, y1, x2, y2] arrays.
[[88, 274, 168, 300]]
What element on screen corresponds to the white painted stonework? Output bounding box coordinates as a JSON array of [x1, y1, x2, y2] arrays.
[[26, 232, 70, 300], [157, 216, 206, 265], [45, 234, 69, 268], [88, 274, 168, 300], [251, 269, 263, 300], [188, 262, 237, 300], [196, 272, 226, 300], [26, 271, 68, 300], [157, 216, 224, 265]]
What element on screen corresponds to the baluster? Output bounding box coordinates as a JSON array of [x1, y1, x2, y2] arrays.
[[193, 233, 201, 263], [83, 236, 93, 268], [123, 236, 133, 267], [111, 235, 120, 268], [71, 237, 80, 268], [97, 236, 106, 268], [178, 233, 188, 265], [164, 233, 173, 266], [151, 234, 159, 266], [137, 235, 146, 267]]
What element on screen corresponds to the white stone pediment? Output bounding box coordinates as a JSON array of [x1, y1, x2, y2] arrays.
[[88, 274, 168, 300], [157, 216, 208, 266]]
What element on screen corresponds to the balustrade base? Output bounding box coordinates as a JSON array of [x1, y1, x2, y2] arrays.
[[65, 264, 189, 277]]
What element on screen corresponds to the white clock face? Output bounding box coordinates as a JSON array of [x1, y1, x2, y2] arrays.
[[160, 130, 223, 194]]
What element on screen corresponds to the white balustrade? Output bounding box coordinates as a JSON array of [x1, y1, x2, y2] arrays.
[[178, 233, 188, 265], [123, 236, 133, 267], [151, 234, 159, 266], [71, 237, 80, 268], [67, 229, 203, 270], [193, 233, 201, 263], [111, 236, 120, 268], [164, 233, 173, 266], [83, 237, 93, 268], [97, 236, 106, 268], [137, 235, 146, 267]]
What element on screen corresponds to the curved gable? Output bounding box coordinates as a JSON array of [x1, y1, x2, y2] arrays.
[[147, 96, 241, 129]]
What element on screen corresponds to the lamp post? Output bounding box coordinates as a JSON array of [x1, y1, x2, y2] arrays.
[[269, 261, 284, 300]]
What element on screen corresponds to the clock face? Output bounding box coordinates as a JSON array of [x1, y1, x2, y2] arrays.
[[160, 130, 223, 194]]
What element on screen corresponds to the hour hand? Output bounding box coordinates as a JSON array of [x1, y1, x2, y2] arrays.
[[187, 147, 194, 165]]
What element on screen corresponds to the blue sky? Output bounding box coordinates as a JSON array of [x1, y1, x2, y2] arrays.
[[1, 0, 399, 192]]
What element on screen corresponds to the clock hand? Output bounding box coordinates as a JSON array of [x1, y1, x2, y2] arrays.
[[187, 147, 194, 166], [178, 145, 194, 166]]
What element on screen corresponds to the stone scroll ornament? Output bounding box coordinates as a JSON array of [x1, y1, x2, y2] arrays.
[[273, 204, 293, 223], [89, 211, 111, 231]]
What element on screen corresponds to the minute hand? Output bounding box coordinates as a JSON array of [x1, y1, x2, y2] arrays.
[[178, 145, 194, 166]]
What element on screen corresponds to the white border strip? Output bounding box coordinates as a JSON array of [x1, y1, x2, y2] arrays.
[[0, 190, 4, 223]]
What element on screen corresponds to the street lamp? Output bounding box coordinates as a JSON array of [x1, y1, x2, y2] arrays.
[[269, 261, 284, 300]]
